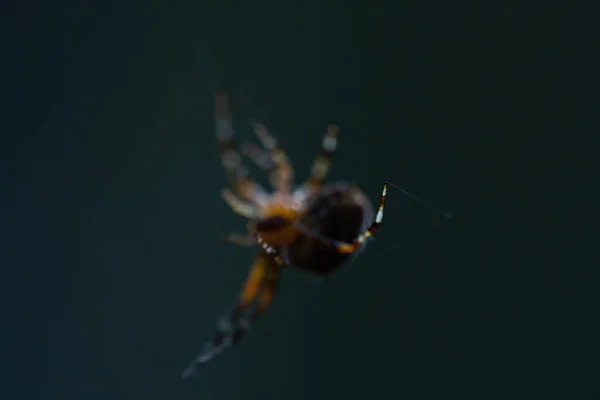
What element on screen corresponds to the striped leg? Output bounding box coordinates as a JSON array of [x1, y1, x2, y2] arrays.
[[223, 232, 255, 247], [304, 124, 339, 192], [251, 264, 280, 319], [215, 92, 266, 204], [295, 181, 388, 254], [221, 188, 258, 219], [251, 122, 294, 194], [182, 255, 280, 378], [233, 259, 280, 341], [241, 142, 275, 172]]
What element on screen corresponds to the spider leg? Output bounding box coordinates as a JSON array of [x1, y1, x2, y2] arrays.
[[251, 121, 294, 194], [240, 142, 281, 195], [221, 188, 258, 219], [223, 232, 255, 247], [182, 254, 280, 378], [215, 92, 267, 204], [304, 124, 339, 192], [295, 181, 388, 254], [241, 142, 275, 171], [233, 258, 281, 341]]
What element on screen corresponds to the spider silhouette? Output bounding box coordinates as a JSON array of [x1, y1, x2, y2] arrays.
[[181, 92, 447, 378]]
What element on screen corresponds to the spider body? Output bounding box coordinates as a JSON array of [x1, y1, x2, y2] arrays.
[[243, 181, 374, 275], [182, 92, 388, 378]]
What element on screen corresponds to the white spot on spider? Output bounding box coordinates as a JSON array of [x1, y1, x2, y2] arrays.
[[291, 200, 302, 211], [196, 350, 213, 364], [323, 136, 337, 151]]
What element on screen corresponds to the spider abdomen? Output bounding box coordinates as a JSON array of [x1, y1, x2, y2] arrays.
[[289, 182, 374, 275]]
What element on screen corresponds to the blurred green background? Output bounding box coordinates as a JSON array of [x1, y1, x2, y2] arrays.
[[4, 0, 593, 399]]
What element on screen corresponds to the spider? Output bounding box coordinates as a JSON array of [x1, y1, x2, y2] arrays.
[[181, 92, 447, 378]]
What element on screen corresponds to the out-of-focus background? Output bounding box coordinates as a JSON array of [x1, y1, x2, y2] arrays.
[[3, 0, 594, 399]]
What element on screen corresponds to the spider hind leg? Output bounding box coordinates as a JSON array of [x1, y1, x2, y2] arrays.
[[182, 255, 280, 378]]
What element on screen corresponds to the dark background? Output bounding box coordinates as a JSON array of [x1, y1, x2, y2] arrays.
[[3, 1, 595, 399]]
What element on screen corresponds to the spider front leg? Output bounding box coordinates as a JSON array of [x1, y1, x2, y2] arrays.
[[251, 121, 294, 194], [241, 142, 275, 172], [304, 124, 339, 193], [215, 92, 267, 205], [221, 188, 258, 219]]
